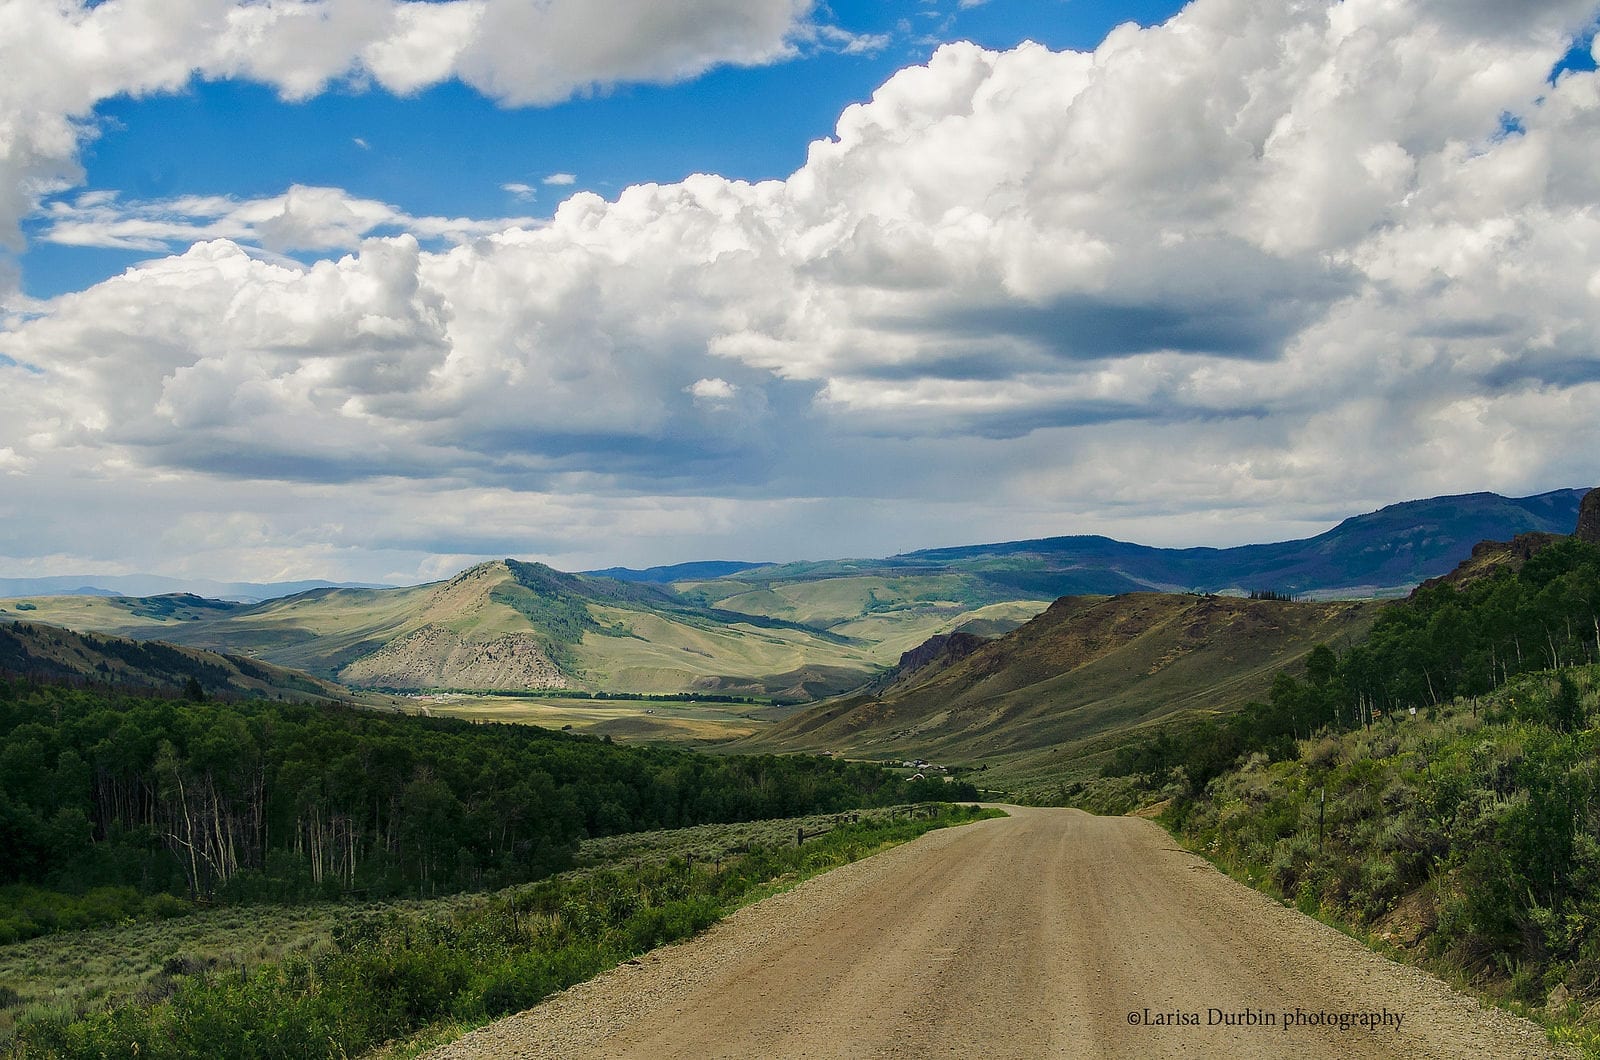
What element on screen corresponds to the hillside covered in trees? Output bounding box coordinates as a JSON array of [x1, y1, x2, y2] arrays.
[[0, 681, 970, 942]]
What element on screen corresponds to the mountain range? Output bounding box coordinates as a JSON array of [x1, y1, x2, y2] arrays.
[[0, 488, 1586, 700], [712, 488, 1587, 601]]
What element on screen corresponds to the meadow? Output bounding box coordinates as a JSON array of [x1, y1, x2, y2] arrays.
[[398, 692, 802, 743]]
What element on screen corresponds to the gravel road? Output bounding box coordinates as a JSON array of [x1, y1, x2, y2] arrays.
[[427, 807, 1573, 1059]]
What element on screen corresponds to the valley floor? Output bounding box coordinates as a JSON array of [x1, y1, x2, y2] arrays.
[[393, 693, 802, 743]]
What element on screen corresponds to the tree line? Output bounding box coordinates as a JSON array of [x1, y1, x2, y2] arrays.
[[0, 680, 974, 910]]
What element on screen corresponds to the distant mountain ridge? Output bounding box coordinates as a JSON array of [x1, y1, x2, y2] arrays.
[[0, 488, 1587, 700], [4, 489, 1583, 606], [841, 488, 1588, 598], [582, 561, 771, 584]]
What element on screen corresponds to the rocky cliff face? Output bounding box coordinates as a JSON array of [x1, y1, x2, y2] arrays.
[[895, 631, 989, 677], [1577, 487, 1600, 544], [338, 624, 569, 690]]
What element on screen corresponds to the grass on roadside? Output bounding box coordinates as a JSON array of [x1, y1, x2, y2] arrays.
[[1151, 668, 1600, 1059]]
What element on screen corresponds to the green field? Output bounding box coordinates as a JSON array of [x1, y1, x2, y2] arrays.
[[398, 693, 805, 742], [0, 896, 469, 1047], [0, 810, 868, 1043]]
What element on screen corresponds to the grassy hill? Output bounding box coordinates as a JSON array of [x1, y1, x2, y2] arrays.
[[738, 592, 1379, 784], [1, 561, 1029, 698], [0, 620, 345, 701]]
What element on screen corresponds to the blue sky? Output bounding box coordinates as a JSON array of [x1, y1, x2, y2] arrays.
[[19, 0, 1187, 299], [0, 0, 1597, 586]]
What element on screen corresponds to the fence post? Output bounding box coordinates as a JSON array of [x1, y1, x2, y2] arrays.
[[796, 827, 804, 847]]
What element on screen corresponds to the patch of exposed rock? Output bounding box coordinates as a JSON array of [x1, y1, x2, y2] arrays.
[[856, 631, 990, 696], [339, 624, 568, 689], [896, 632, 988, 680], [1577, 487, 1600, 544], [1415, 532, 1562, 594]]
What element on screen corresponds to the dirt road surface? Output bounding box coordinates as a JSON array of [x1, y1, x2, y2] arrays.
[[429, 807, 1572, 1059]]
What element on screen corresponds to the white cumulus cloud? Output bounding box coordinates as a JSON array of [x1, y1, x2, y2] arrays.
[[0, 0, 825, 280], [686, 377, 739, 406], [2, 0, 1599, 579], [39, 184, 534, 253]]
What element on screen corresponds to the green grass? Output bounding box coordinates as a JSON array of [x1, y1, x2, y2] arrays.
[[690, 573, 1019, 628], [573, 806, 933, 868], [1181, 830, 1600, 1060]]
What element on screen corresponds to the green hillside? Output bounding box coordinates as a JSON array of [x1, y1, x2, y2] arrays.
[[0, 621, 344, 702], [1091, 534, 1600, 1043], [2, 562, 1027, 699]]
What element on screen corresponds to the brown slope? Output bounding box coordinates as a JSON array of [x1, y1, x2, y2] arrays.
[[741, 593, 1377, 765]]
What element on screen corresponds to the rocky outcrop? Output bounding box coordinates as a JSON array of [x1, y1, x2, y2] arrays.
[[896, 632, 989, 677], [859, 631, 992, 695], [339, 624, 569, 690], [1577, 487, 1600, 544], [1415, 532, 1562, 594]]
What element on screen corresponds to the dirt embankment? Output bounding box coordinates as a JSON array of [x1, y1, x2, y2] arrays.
[[428, 808, 1571, 1060]]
